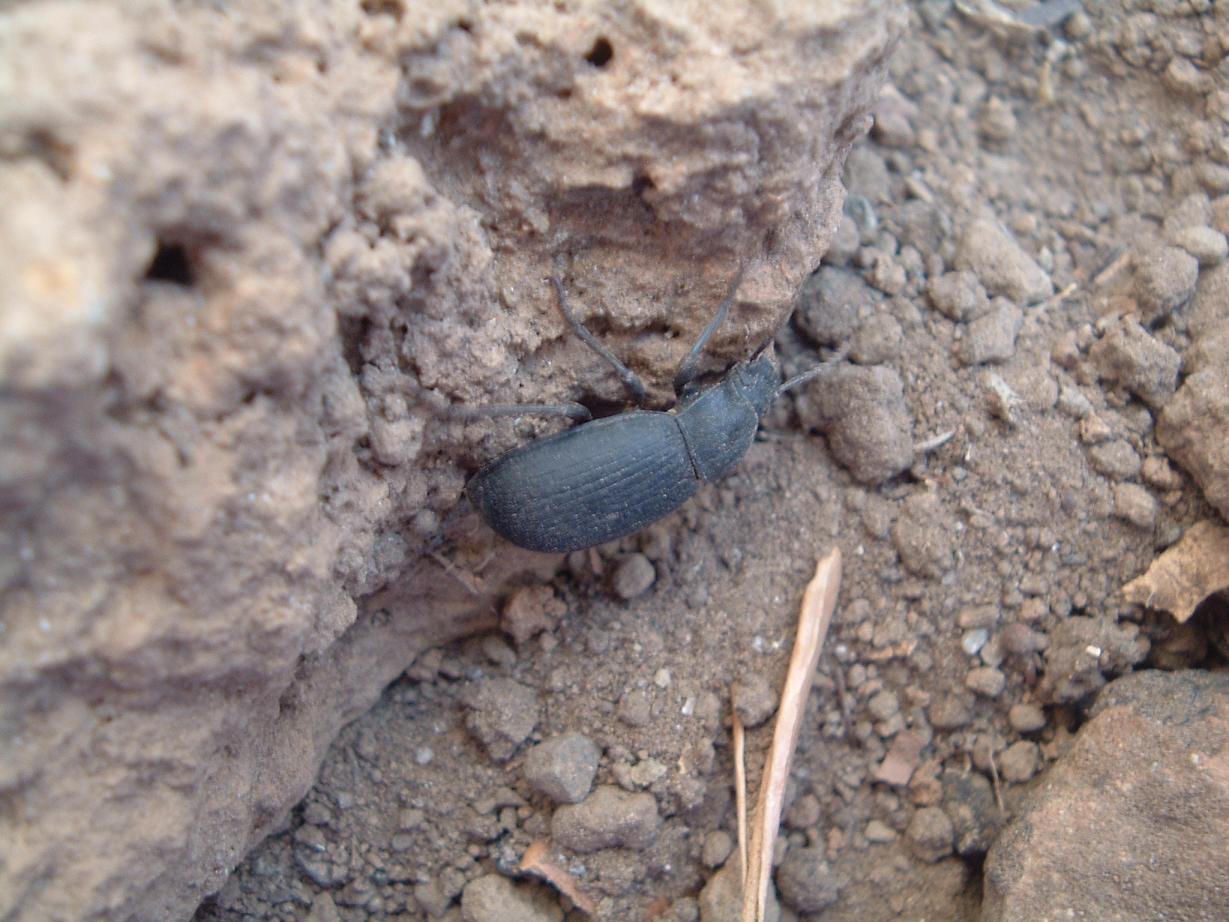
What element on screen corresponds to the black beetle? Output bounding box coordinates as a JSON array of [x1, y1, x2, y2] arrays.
[[466, 264, 839, 553]]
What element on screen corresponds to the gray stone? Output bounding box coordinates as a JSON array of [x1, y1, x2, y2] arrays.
[[524, 732, 600, 805]]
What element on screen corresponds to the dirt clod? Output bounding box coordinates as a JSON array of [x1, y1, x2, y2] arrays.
[[775, 846, 844, 914], [550, 786, 660, 853], [463, 679, 541, 762], [731, 672, 779, 728], [1132, 246, 1199, 322], [1006, 703, 1047, 734], [460, 874, 562, 922], [906, 807, 955, 863], [798, 364, 914, 484], [955, 218, 1053, 304], [958, 299, 1024, 366], [984, 671, 1229, 921], [611, 553, 657, 601]]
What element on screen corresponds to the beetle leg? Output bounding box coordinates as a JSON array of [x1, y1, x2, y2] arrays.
[[551, 272, 648, 406], [673, 263, 746, 396]]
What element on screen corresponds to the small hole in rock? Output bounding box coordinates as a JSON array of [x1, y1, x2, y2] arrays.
[[145, 241, 194, 286], [632, 173, 655, 196], [585, 37, 614, 68]]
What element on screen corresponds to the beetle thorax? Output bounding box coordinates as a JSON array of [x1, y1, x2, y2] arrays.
[[728, 356, 781, 418]]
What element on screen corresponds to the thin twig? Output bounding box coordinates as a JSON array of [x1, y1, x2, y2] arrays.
[[742, 548, 843, 922], [987, 749, 1006, 815], [732, 702, 748, 882]]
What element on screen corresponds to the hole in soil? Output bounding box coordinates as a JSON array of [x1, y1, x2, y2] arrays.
[[144, 241, 194, 286], [585, 37, 614, 67], [360, 0, 404, 19]]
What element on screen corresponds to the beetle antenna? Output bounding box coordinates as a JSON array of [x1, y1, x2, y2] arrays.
[[673, 263, 747, 395], [446, 402, 593, 422], [775, 345, 850, 397]]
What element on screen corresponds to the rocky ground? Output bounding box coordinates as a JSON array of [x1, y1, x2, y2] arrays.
[[199, 2, 1229, 920], [3, 1, 1229, 921]]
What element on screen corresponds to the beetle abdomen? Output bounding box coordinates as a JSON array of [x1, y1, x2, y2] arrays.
[[467, 411, 699, 553]]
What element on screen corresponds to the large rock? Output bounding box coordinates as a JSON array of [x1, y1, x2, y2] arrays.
[[0, 1, 904, 919], [983, 670, 1229, 921]]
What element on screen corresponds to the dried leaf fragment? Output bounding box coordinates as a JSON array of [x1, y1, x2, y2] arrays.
[[1122, 521, 1229, 623], [520, 839, 597, 914], [742, 548, 843, 922]]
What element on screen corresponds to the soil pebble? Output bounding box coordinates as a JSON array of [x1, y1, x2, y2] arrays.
[[928, 694, 974, 731], [460, 874, 562, 922], [965, 667, 1006, 699], [731, 673, 778, 727], [611, 554, 656, 601], [998, 741, 1041, 783], [850, 311, 903, 364], [892, 493, 955, 578], [1132, 246, 1198, 322], [927, 270, 989, 321], [795, 266, 877, 344], [942, 770, 1001, 856], [1007, 703, 1047, 734], [1170, 225, 1227, 267], [523, 732, 600, 805], [550, 785, 659, 853], [775, 846, 844, 913], [699, 861, 780, 922], [823, 215, 860, 266], [617, 688, 652, 727], [462, 678, 540, 762], [796, 364, 913, 484], [502, 586, 565, 646], [958, 299, 1023, 365], [955, 218, 1053, 304], [1088, 440, 1142, 480], [1088, 318, 1181, 408], [701, 830, 734, 869], [1112, 483, 1158, 529], [978, 96, 1017, 142], [999, 622, 1043, 657], [1157, 368, 1229, 522], [906, 806, 955, 862]]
